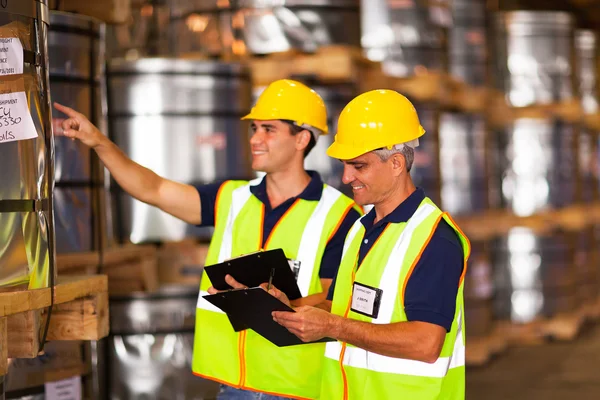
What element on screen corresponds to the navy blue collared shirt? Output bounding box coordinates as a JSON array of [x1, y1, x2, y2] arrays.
[[195, 171, 361, 279], [326, 188, 464, 332]]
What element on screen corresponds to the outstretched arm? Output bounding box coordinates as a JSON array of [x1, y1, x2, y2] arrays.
[[55, 103, 202, 225]]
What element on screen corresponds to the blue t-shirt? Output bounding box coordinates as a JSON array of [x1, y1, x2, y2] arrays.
[[195, 171, 361, 279], [326, 188, 464, 332]]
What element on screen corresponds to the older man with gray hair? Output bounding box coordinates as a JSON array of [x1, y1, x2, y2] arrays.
[[270, 90, 470, 400]]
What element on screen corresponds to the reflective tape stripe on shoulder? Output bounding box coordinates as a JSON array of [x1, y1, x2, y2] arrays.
[[295, 186, 343, 296]]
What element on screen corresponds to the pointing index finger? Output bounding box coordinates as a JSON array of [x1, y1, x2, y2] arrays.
[[54, 102, 80, 119]]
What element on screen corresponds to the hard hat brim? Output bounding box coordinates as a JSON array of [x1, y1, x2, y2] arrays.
[[326, 141, 371, 160], [241, 112, 329, 134]]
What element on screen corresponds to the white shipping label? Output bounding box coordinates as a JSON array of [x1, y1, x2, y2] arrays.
[[351, 283, 380, 317], [0, 37, 23, 76], [0, 91, 38, 144], [45, 376, 82, 400]]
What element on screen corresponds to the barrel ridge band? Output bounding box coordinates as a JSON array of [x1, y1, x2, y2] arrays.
[[0, 0, 50, 25], [23, 49, 41, 66], [0, 198, 49, 212]]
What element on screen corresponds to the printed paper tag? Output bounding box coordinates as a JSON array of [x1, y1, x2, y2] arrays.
[[45, 376, 82, 400], [0, 37, 23, 76], [0, 91, 38, 144], [351, 282, 383, 319]]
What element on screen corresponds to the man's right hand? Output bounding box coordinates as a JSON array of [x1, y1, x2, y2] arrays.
[[259, 282, 292, 308], [54, 102, 106, 149]]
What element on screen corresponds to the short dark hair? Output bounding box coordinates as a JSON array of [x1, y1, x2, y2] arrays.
[[282, 120, 317, 158]]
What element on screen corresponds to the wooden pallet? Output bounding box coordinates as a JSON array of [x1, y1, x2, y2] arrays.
[[541, 310, 585, 342], [0, 275, 108, 375], [5, 341, 89, 392], [57, 244, 159, 295], [466, 327, 509, 367], [240, 45, 463, 107], [157, 240, 209, 286], [447, 82, 491, 114], [583, 112, 600, 131], [242, 45, 379, 87], [455, 203, 600, 241]]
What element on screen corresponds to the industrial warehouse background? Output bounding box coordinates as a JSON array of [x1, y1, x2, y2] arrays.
[[1, 0, 600, 399]]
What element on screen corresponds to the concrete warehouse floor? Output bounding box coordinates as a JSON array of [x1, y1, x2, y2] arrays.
[[466, 322, 600, 400]]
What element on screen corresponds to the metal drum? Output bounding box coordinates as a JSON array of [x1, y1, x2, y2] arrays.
[[494, 118, 577, 216], [439, 112, 487, 215], [464, 241, 494, 338], [0, 0, 54, 290], [107, 59, 253, 243], [449, 0, 486, 86], [493, 12, 575, 107], [575, 30, 598, 115], [493, 228, 577, 323], [411, 103, 441, 205], [170, 0, 360, 57], [361, 0, 448, 77], [108, 286, 219, 400], [49, 11, 114, 255]]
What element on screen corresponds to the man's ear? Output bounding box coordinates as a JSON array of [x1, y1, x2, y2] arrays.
[[390, 153, 406, 177], [295, 129, 311, 152]]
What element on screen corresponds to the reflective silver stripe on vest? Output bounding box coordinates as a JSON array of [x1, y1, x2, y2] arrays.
[[325, 311, 465, 378], [340, 217, 366, 261], [295, 186, 343, 296], [197, 179, 260, 312], [375, 203, 435, 324], [201, 181, 344, 308], [197, 290, 225, 313], [218, 178, 261, 263]]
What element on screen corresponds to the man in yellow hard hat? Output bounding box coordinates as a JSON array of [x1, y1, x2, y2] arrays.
[[272, 90, 470, 399], [54, 79, 361, 400]]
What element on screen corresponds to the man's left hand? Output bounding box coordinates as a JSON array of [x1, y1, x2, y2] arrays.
[[207, 274, 247, 294], [272, 306, 336, 342]]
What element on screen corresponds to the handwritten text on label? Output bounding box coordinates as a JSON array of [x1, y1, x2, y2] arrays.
[[0, 91, 38, 144]]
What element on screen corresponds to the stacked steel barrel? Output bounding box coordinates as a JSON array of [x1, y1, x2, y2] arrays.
[[491, 11, 598, 325]]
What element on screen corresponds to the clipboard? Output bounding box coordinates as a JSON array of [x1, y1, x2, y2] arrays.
[[203, 288, 334, 347], [204, 249, 302, 300]]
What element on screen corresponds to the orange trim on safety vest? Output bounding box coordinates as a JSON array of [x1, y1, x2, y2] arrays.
[[442, 212, 471, 288], [213, 180, 230, 224], [401, 213, 445, 306], [257, 203, 265, 250], [338, 223, 391, 400], [327, 202, 357, 244], [263, 198, 301, 249], [340, 343, 349, 400]]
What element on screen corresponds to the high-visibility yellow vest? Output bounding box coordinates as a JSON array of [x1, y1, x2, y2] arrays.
[[193, 179, 359, 399], [321, 197, 470, 400]]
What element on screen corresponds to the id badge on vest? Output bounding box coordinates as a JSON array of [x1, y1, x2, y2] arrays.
[[351, 282, 383, 318], [288, 259, 301, 281]]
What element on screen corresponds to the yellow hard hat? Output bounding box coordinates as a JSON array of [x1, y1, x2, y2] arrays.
[[327, 90, 426, 160], [242, 79, 328, 134]]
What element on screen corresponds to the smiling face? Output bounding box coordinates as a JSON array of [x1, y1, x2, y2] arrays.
[[249, 120, 311, 173], [341, 151, 405, 206]]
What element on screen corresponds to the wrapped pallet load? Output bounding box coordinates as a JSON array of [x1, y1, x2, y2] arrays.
[[0, 0, 54, 291]]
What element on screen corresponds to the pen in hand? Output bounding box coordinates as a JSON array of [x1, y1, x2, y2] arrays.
[[267, 268, 275, 291]]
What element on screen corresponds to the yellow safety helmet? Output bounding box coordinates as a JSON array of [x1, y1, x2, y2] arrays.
[[327, 89, 426, 160], [242, 79, 328, 134]]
